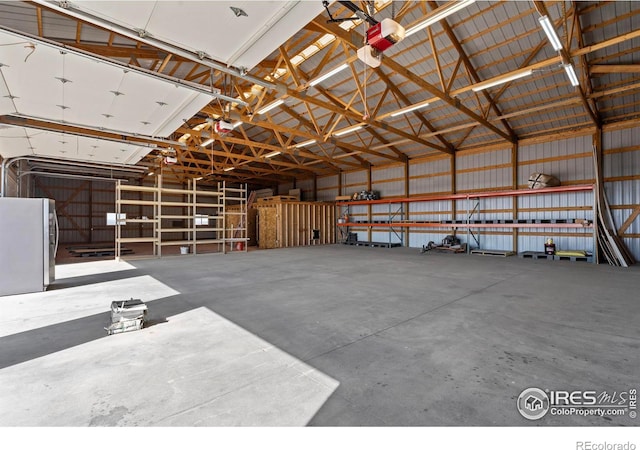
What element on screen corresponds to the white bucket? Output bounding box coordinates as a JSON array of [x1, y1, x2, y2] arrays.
[[180, 246, 189, 255]]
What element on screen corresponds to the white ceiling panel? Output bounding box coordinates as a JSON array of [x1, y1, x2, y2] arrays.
[[0, 69, 16, 114], [0, 28, 213, 138], [0, 126, 151, 164], [69, 1, 325, 70]]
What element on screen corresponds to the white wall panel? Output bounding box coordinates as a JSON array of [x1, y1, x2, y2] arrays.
[[343, 169, 367, 187], [317, 174, 338, 201], [317, 174, 338, 190], [519, 135, 594, 184], [296, 178, 314, 201], [372, 165, 403, 182], [603, 126, 640, 260], [277, 182, 293, 195], [409, 157, 452, 195], [317, 188, 338, 202]]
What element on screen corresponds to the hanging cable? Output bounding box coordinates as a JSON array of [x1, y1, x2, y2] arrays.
[[362, 20, 370, 121]]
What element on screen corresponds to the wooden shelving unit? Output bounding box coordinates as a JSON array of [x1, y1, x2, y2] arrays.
[[115, 176, 247, 259], [337, 185, 596, 261]]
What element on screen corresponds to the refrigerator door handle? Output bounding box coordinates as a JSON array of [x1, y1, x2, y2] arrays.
[[54, 208, 60, 257]]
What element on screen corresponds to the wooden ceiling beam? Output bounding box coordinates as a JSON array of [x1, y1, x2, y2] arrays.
[[428, 0, 517, 141], [591, 65, 640, 74], [534, 1, 599, 127], [373, 68, 454, 154], [310, 19, 515, 144], [178, 125, 343, 172], [36, 6, 43, 37]]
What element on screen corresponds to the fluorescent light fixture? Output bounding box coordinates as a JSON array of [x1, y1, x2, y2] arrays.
[[232, 121, 242, 129], [223, 167, 235, 172], [334, 125, 363, 137], [256, 99, 284, 115], [294, 139, 316, 148], [538, 15, 563, 51], [390, 101, 430, 117], [265, 151, 282, 158], [147, 171, 154, 176], [471, 69, 533, 92], [405, 0, 475, 37], [201, 138, 215, 147], [309, 63, 349, 87], [563, 64, 580, 87], [194, 176, 203, 181]]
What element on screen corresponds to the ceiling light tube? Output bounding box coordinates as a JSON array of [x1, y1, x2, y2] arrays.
[[538, 15, 563, 51], [563, 64, 580, 87], [200, 138, 215, 147], [334, 125, 363, 137], [232, 121, 242, 129], [194, 176, 203, 181], [265, 151, 282, 158], [223, 167, 235, 172], [256, 99, 284, 115], [390, 101, 430, 117], [471, 69, 533, 92], [309, 63, 349, 87], [405, 0, 475, 37], [294, 139, 316, 148]]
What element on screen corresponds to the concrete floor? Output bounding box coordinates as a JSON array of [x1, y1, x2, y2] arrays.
[[1, 245, 639, 426]]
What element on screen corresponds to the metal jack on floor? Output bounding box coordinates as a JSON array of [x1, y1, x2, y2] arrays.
[[105, 298, 148, 335]]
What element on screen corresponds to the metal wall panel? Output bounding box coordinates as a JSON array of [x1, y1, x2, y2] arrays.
[[317, 174, 338, 190], [457, 167, 511, 192], [317, 187, 338, 202], [343, 169, 368, 196], [456, 148, 512, 192], [603, 127, 640, 260], [370, 231, 402, 245], [343, 169, 367, 186], [409, 157, 452, 195], [278, 182, 294, 195], [296, 178, 314, 201], [518, 135, 594, 184]]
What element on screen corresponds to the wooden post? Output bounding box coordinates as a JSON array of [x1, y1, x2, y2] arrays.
[[512, 142, 519, 254], [89, 181, 94, 244], [367, 166, 372, 243], [451, 152, 457, 225], [404, 159, 410, 247]]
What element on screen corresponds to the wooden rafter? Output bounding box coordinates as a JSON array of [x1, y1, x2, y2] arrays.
[[428, 0, 517, 141], [311, 19, 515, 144]]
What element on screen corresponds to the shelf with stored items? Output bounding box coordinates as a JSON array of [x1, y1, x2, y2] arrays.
[[115, 176, 248, 259], [336, 185, 595, 259]]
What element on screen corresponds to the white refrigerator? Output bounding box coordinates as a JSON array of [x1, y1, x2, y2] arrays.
[[0, 197, 58, 296]]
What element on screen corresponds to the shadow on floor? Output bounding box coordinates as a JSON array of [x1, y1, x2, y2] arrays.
[[0, 294, 191, 370]]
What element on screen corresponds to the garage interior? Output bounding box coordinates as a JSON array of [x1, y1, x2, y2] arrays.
[[0, 0, 639, 427]]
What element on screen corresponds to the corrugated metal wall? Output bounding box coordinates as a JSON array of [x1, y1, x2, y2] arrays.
[[296, 178, 314, 201], [33, 176, 118, 244], [519, 134, 594, 186], [517, 136, 595, 255], [604, 127, 640, 260], [277, 128, 638, 257], [456, 148, 512, 192], [409, 156, 451, 195], [277, 181, 294, 195], [316, 174, 338, 201]]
